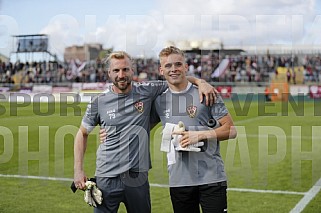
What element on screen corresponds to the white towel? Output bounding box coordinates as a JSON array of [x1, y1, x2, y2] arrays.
[[161, 123, 176, 152], [161, 122, 205, 165], [161, 123, 177, 165]]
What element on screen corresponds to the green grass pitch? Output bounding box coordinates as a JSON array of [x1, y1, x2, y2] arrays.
[[0, 97, 320, 212]]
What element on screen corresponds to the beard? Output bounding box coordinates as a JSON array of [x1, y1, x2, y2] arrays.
[[113, 77, 131, 91]]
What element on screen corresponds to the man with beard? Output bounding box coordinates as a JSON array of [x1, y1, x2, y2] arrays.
[[73, 51, 217, 213]]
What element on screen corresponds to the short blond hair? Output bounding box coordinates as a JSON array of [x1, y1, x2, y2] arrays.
[[103, 51, 133, 69], [158, 46, 185, 58]]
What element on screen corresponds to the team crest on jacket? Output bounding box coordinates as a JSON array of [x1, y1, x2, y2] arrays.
[[186, 105, 197, 118], [134, 101, 144, 113]]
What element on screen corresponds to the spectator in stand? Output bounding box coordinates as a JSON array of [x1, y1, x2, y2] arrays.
[[292, 69, 296, 84], [287, 69, 291, 83], [265, 87, 271, 102]]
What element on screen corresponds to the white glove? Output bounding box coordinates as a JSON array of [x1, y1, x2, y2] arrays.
[[84, 180, 103, 207], [172, 121, 204, 152]]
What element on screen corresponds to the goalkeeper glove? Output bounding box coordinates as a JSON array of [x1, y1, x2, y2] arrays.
[[173, 121, 204, 152], [84, 180, 103, 207]]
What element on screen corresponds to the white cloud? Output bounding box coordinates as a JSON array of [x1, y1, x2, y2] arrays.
[[40, 14, 84, 58], [38, 0, 320, 59]]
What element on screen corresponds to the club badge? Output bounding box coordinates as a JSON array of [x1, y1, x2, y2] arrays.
[[186, 105, 197, 118], [134, 101, 144, 113]]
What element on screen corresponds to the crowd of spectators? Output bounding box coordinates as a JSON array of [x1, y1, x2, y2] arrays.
[[1, 51, 320, 87], [185, 52, 320, 84]]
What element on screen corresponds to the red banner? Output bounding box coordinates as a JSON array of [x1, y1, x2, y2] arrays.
[[217, 86, 232, 98], [309, 85, 321, 98]]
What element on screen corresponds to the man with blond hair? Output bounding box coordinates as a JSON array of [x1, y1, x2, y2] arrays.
[[153, 46, 237, 213]]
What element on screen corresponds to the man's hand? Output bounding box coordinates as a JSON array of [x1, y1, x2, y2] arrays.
[[99, 128, 107, 144], [172, 130, 206, 148], [171, 121, 204, 151], [74, 170, 87, 190], [197, 80, 218, 106], [186, 77, 218, 106]]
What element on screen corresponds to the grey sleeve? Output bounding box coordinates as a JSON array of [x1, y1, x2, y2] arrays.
[[81, 95, 100, 133], [137, 81, 168, 100], [210, 95, 229, 120], [154, 81, 168, 96]]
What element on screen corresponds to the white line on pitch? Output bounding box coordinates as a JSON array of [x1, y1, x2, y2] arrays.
[[236, 133, 315, 140], [0, 174, 306, 196], [228, 187, 305, 195], [0, 174, 73, 182], [290, 177, 321, 213]]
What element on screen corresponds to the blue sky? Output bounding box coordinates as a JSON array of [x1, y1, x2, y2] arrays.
[[1, 0, 156, 35], [1, 0, 321, 61]]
